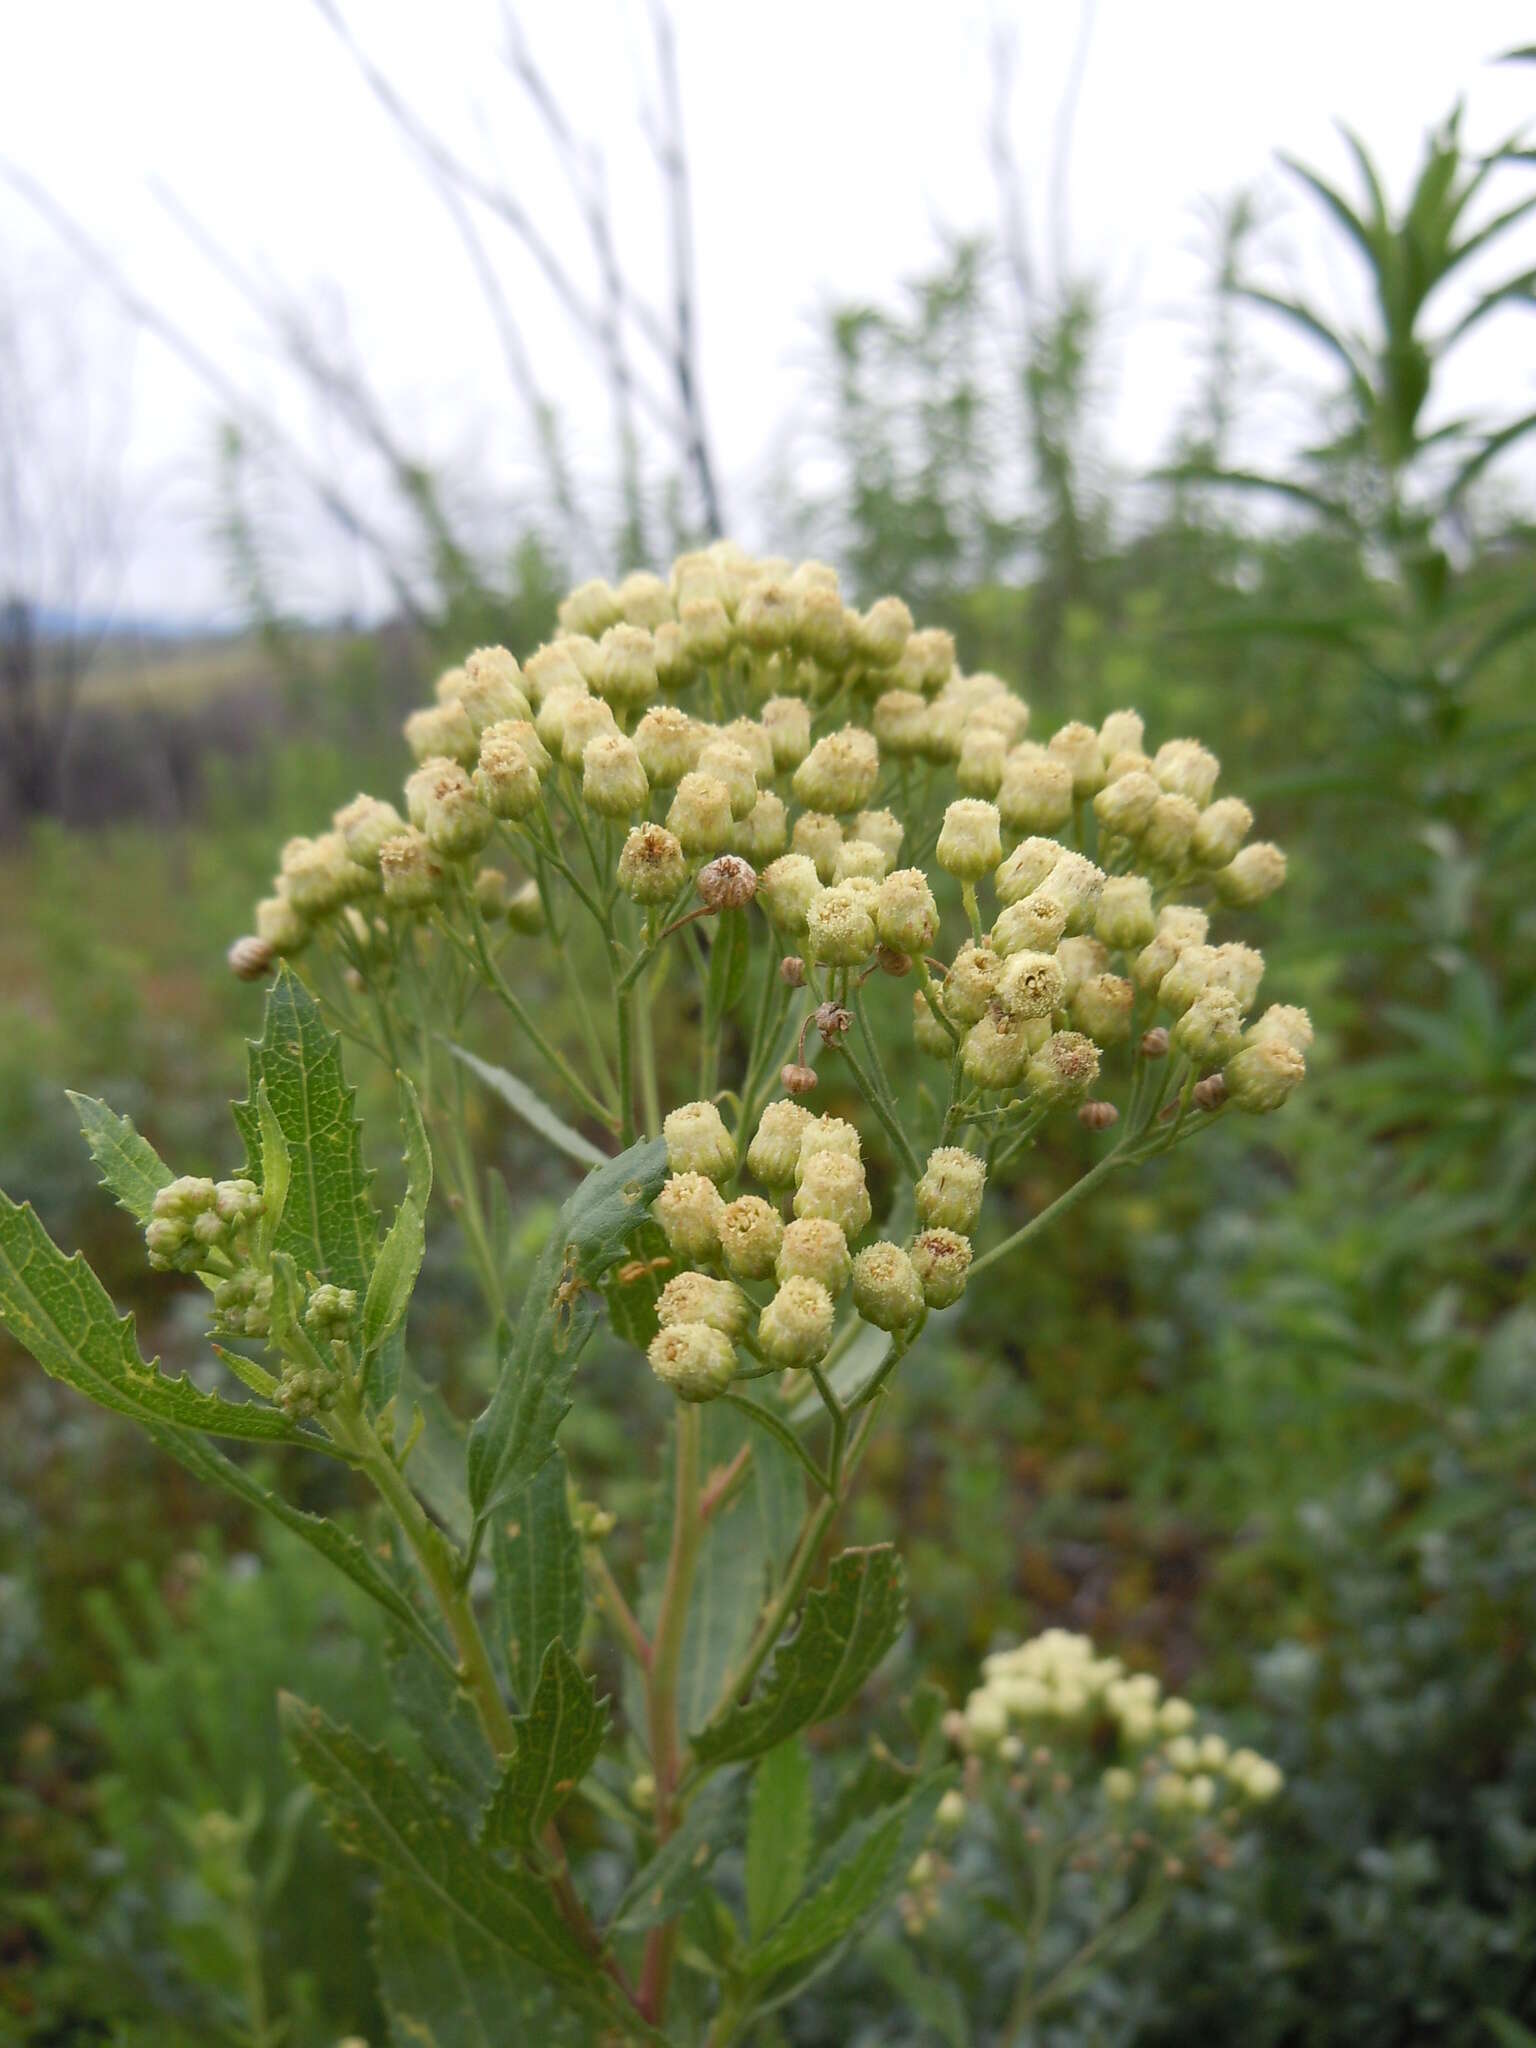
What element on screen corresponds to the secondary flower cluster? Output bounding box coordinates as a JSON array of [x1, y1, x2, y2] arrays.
[[950, 1628, 1283, 1817]]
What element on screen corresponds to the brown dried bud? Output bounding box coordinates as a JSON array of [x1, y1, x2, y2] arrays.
[[696, 854, 758, 911], [227, 935, 274, 982], [779, 955, 807, 987], [781, 1062, 819, 1096], [1140, 1026, 1171, 1059], [1078, 1099, 1119, 1131], [815, 1000, 853, 1046], [1193, 1072, 1228, 1111], [876, 944, 912, 978]]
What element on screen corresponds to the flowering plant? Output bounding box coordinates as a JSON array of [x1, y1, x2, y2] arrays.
[[0, 544, 1305, 2042]]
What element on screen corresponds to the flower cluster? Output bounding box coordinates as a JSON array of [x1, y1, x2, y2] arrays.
[[228, 542, 1309, 1408]]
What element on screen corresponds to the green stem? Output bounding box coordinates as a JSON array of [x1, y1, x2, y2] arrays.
[[967, 1146, 1128, 1282], [456, 902, 619, 1128]]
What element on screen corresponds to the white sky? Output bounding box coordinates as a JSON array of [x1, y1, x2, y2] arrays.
[[2, 0, 1533, 623]]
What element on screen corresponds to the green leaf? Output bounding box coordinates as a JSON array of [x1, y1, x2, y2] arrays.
[[449, 1042, 608, 1169], [362, 1076, 432, 1355], [746, 1739, 813, 1942], [492, 1454, 585, 1707], [466, 1136, 668, 1529], [693, 1547, 907, 1766], [255, 1080, 290, 1254], [66, 1092, 172, 1224], [0, 1192, 304, 1446], [396, 1360, 473, 1547], [604, 1220, 672, 1351], [387, 1629, 498, 1828], [1483, 2014, 1536, 2048], [608, 1769, 748, 1936], [372, 1877, 574, 2048], [745, 1772, 950, 1984], [482, 1642, 607, 1854], [234, 965, 377, 1292], [144, 1423, 453, 1672], [721, 1390, 828, 1498], [708, 907, 751, 1017], [279, 1696, 588, 1985]]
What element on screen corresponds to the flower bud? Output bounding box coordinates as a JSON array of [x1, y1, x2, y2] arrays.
[[634, 705, 701, 787], [807, 882, 877, 966], [618, 824, 688, 905], [279, 832, 372, 916], [1207, 942, 1265, 1010], [697, 855, 757, 911], [522, 640, 587, 707], [254, 895, 310, 954], [1026, 1031, 1101, 1104], [1093, 769, 1160, 838], [474, 730, 542, 821], [781, 1062, 819, 1096], [993, 895, 1068, 957], [1191, 795, 1253, 867], [1072, 972, 1135, 1045], [994, 836, 1064, 906], [873, 689, 930, 757], [1172, 988, 1246, 1067], [781, 955, 807, 987], [559, 579, 622, 638], [898, 627, 956, 694], [1044, 852, 1106, 934], [1100, 709, 1145, 758], [1079, 1099, 1119, 1131], [915, 1147, 986, 1233], [747, 1098, 813, 1185], [1153, 738, 1220, 806], [474, 868, 511, 918], [1056, 936, 1109, 1000], [761, 694, 812, 769], [957, 725, 1008, 796], [653, 621, 694, 693], [852, 1242, 926, 1330], [335, 793, 408, 867], [1245, 1004, 1313, 1055], [404, 701, 477, 767], [717, 1196, 784, 1280], [910, 1227, 972, 1308], [735, 791, 789, 863], [937, 799, 1003, 882], [998, 753, 1074, 833], [793, 726, 880, 813], [664, 1100, 736, 1181], [791, 811, 844, 883], [1047, 721, 1106, 798], [413, 763, 493, 859], [1094, 876, 1156, 951], [1193, 1073, 1228, 1110], [1214, 841, 1287, 906], [657, 1271, 748, 1339], [667, 773, 735, 857], [559, 694, 620, 771], [580, 733, 648, 818], [962, 1008, 1043, 1090], [759, 853, 823, 932], [796, 1115, 861, 1179], [1153, 944, 1218, 1015], [379, 830, 446, 907], [649, 1322, 737, 1401], [793, 1151, 871, 1238], [913, 987, 954, 1058], [759, 1276, 836, 1365], [304, 1282, 358, 1337], [917, 695, 964, 764], [875, 868, 939, 956], [458, 654, 531, 735], [507, 881, 545, 934], [776, 1215, 852, 1292], [833, 837, 891, 885], [614, 570, 672, 631], [852, 596, 913, 667], [1222, 1039, 1305, 1112], [653, 1172, 725, 1259], [227, 934, 275, 981], [996, 949, 1065, 1020], [944, 941, 1000, 1027], [679, 595, 732, 665], [1141, 793, 1201, 869], [738, 578, 797, 654], [534, 680, 591, 753], [795, 586, 852, 668], [1102, 1766, 1138, 1805], [1141, 1025, 1170, 1058], [695, 737, 758, 821]]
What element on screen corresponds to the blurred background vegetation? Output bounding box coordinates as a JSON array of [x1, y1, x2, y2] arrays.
[[2, 19, 1535, 2046]]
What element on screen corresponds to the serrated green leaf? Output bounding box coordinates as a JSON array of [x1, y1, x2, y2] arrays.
[[66, 1092, 172, 1224], [364, 1094, 427, 1358], [0, 1192, 304, 1446], [492, 1454, 584, 1706], [603, 1220, 672, 1351], [280, 1696, 587, 1983], [466, 1136, 668, 1529], [144, 1423, 452, 1672], [745, 1771, 950, 1983], [678, 1408, 776, 1740], [608, 1769, 748, 1936], [483, 1642, 607, 1854], [746, 1740, 813, 1942], [387, 1629, 497, 1828], [693, 1547, 907, 1766], [372, 1876, 573, 2048], [255, 1080, 290, 1254], [235, 966, 377, 1292], [396, 1360, 473, 1547], [449, 1042, 608, 1169]]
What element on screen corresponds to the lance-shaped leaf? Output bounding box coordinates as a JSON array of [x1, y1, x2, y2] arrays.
[[482, 1641, 607, 1854], [745, 1770, 952, 1985], [146, 1422, 453, 1672], [372, 1878, 578, 2048], [361, 1074, 431, 1355], [492, 1453, 584, 1707], [692, 1547, 907, 1766], [450, 1042, 609, 1170], [233, 966, 377, 1291], [466, 1136, 667, 1528], [67, 1092, 172, 1224], [608, 1768, 748, 1936], [280, 1696, 588, 1984], [0, 1192, 303, 1446], [746, 1739, 813, 1942]]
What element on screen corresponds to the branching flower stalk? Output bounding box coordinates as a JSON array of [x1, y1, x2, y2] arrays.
[[0, 543, 1308, 2044]]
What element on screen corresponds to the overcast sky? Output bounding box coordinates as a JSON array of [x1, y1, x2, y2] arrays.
[[3, 1, 1533, 624]]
